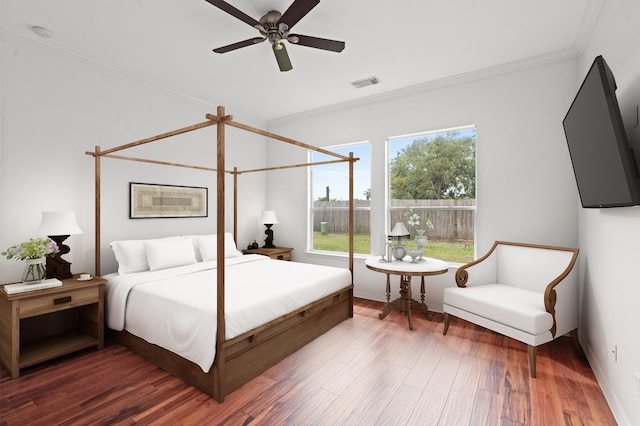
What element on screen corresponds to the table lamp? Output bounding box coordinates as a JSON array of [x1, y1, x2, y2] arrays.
[[389, 222, 410, 261], [260, 210, 279, 248], [34, 211, 83, 279]]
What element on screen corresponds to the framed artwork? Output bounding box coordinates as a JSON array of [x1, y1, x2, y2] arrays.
[[129, 182, 208, 218]]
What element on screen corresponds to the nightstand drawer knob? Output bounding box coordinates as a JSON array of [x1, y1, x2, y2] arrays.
[[54, 296, 72, 305], [277, 255, 284, 260]]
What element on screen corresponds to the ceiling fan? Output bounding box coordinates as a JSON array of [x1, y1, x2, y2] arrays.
[[205, 0, 345, 72]]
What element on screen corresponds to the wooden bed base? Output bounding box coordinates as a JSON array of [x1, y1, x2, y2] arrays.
[[110, 285, 353, 402]]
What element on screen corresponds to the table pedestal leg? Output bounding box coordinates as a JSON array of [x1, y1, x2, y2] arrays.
[[379, 275, 432, 329], [411, 276, 432, 321], [401, 274, 414, 330], [379, 274, 392, 320]]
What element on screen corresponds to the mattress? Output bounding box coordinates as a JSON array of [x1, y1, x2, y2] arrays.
[[104, 254, 351, 373]]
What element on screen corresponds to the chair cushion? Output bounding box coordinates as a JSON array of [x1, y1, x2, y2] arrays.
[[444, 284, 553, 335]]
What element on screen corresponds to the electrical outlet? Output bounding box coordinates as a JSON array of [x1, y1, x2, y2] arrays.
[[635, 372, 640, 401]]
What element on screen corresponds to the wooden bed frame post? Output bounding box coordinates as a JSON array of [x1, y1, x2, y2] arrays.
[[233, 167, 238, 244], [349, 152, 354, 283], [216, 106, 227, 401], [95, 146, 101, 277]]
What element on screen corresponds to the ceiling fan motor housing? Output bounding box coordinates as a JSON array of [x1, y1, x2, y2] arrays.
[[259, 10, 288, 48]]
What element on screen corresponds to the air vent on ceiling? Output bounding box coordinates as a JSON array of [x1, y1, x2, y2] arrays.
[[351, 76, 380, 89]]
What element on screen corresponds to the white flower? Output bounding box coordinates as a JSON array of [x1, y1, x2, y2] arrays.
[[407, 213, 420, 227], [405, 209, 434, 230]]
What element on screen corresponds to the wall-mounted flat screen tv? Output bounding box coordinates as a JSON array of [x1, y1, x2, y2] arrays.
[[562, 55, 640, 208]]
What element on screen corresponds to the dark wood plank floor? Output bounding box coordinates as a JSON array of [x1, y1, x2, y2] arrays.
[[1, 298, 617, 425]]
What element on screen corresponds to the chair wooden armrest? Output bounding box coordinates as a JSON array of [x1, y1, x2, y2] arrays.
[[455, 241, 502, 287]]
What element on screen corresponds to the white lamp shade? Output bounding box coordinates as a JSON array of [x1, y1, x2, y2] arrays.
[[389, 222, 409, 237], [34, 211, 83, 236], [260, 210, 279, 225]]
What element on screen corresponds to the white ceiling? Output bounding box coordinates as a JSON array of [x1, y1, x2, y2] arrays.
[[1, 0, 602, 122]]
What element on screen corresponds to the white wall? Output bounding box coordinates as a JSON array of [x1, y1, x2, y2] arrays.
[[575, 1, 640, 424], [0, 39, 268, 281], [266, 58, 580, 310]]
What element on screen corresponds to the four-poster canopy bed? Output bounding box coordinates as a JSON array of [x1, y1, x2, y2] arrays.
[[85, 106, 356, 402]]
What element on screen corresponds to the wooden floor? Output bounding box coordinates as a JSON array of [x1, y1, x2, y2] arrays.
[[1, 298, 616, 425]]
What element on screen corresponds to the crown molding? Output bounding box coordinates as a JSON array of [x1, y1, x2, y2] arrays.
[[267, 48, 580, 127], [572, 0, 604, 57], [0, 28, 222, 109]]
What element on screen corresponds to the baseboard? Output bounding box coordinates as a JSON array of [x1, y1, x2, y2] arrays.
[[579, 329, 631, 426]]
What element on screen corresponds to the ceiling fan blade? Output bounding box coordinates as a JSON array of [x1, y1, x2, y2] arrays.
[[277, 0, 320, 29], [204, 0, 260, 28], [288, 34, 345, 52], [213, 37, 265, 53], [273, 44, 293, 72]]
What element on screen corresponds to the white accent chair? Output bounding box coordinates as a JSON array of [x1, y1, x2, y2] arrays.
[[443, 241, 579, 377]]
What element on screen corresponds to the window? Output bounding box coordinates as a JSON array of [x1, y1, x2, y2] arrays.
[[309, 142, 371, 254], [388, 127, 476, 263]]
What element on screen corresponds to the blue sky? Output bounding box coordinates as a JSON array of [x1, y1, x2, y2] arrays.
[[311, 143, 370, 201]]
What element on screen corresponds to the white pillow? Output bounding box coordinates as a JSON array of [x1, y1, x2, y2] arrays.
[[110, 239, 149, 274], [197, 233, 243, 261], [144, 238, 197, 271], [110, 237, 179, 274], [182, 234, 214, 262]]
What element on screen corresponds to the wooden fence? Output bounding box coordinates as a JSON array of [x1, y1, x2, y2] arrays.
[[312, 199, 475, 240]]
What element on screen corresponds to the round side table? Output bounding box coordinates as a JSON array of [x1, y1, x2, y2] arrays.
[[365, 256, 448, 330]]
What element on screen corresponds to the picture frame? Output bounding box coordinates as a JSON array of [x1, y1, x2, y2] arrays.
[[129, 182, 208, 219]]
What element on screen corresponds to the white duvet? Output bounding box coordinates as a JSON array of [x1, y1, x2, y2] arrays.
[[104, 255, 351, 373]]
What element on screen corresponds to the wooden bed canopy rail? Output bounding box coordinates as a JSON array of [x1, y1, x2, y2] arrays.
[[85, 106, 357, 401]]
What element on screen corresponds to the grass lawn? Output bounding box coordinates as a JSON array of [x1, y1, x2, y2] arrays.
[[313, 232, 474, 263]]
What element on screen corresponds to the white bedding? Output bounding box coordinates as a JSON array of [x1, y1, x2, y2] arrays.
[[104, 255, 351, 373]]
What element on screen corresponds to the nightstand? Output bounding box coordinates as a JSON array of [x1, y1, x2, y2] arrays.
[[242, 246, 293, 261], [0, 274, 105, 378]]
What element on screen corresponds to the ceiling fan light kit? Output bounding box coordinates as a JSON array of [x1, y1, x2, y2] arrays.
[[205, 0, 345, 72]]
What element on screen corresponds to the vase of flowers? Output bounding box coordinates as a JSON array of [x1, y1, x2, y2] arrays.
[[2, 238, 59, 283], [405, 209, 434, 259]]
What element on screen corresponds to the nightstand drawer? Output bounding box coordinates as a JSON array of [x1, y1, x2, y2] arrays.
[[269, 251, 292, 261], [20, 287, 99, 318]]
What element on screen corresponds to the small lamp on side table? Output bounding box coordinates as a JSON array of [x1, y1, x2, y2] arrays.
[[389, 222, 410, 261], [33, 211, 83, 279], [260, 210, 279, 248]]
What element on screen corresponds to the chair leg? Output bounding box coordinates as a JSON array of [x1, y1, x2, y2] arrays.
[[570, 329, 585, 357], [443, 312, 450, 335], [528, 345, 537, 378]]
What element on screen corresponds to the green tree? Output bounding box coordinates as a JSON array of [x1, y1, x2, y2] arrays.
[[390, 132, 475, 199]]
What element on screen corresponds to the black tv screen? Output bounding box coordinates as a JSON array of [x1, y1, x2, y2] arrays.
[[562, 55, 640, 208]]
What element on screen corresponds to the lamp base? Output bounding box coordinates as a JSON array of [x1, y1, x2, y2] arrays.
[[46, 235, 73, 279], [263, 224, 276, 248]]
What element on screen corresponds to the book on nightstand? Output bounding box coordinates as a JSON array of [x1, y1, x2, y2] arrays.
[[3, 278, 63, 295]]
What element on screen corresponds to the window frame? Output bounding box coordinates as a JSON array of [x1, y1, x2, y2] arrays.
[[386, 125, 477, 264], [307, 141, 371, 255]]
